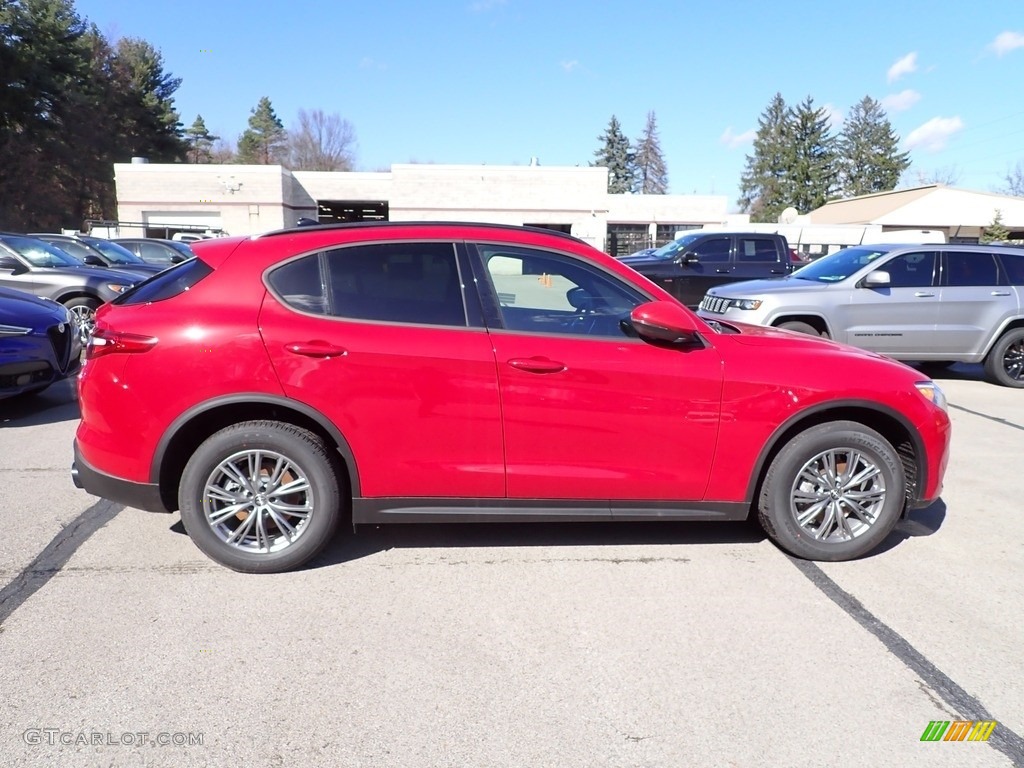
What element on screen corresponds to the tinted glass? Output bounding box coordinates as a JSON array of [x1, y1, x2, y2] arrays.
[[791, 247, 892, 282], [882, 251, 937, 288], [737, 238, 778, 262], [997, 251, 1024, 285], [482, 245, 644, 337], [943, 251, 1001, 287], [691, 237, 730, 263], [138, 242, 175, 263], [88, 239, 145, 265], [0, 236, 83, 267], [271, 242, 467, 326], [115, 258, 212, 305]]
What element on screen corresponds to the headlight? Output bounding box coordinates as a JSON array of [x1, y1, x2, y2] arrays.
[[731, 299, 762, 310], [106, 283, 130, 294], [916, 381, 947, 411]]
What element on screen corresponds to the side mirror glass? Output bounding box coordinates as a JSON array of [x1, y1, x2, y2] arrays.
[[629, 301, 703, 345], [863, 270, 891, 288], [0, 255, 23, 272]]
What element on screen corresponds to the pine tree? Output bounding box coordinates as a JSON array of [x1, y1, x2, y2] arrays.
[[633, 111, 668, 194], [738, 93, 794, 222], [237, 97, 286, 164], [981, 210, 1011, 243], [788, 96, 838, 213], [592, 115, 636, 194], [837, 96, 910, 198], [185, 115, 219, 163], [109, 37, 186, 161]]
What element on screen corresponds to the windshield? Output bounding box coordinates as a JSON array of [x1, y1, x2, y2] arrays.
[[650, 233, 703, 260], [88, 238, 144, 264], [791, 247, 893, 283], [0, 236, 83, 268]]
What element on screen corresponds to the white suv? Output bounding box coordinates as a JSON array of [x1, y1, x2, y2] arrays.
[[696, 243, 1024, 387]]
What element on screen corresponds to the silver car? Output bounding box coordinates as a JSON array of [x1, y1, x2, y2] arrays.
[[696, 243, 1024, 387]]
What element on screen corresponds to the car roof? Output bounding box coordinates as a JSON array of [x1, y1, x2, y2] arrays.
[[254, 220, 586, 245]]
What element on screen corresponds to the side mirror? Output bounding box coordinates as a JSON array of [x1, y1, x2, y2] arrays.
[[0, 255, 24, 273], [84, 255, 105, 266], [863, 270, 891, 288], [676, 252, 699, 266], [629, 301, 704, 346]]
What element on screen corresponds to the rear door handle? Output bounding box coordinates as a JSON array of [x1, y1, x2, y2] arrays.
[[507, 357, 566, 374], [991, 291, 1012, 296], [285, 341, 348, 358], [914, 292, 935, 298]]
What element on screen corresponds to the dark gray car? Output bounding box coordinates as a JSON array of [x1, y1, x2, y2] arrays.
[[696, 243, 1024, 387], [0, 234, 142, 340], [113, 237, 195, 266], [30, 233, 164, 276]]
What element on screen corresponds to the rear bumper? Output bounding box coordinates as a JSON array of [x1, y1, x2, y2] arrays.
[[72, 440, 169, 513]]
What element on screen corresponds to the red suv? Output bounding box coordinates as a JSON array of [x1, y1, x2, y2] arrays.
[[72, 223, 951, 573]]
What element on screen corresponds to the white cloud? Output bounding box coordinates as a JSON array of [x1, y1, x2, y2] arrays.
[[988, 30, 1024, 56], [881, 89, 921, 112], [904, 116, 965, 152], [720, 127, 756, 149], [560, 59, 580, 73], [887, 52, 918, 83], [822, 103, 844, 130]]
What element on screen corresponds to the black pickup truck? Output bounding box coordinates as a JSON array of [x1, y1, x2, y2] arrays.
[[618, 231, 803, 308]]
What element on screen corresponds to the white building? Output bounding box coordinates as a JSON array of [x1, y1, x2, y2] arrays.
[[108, 161, 730, 255]]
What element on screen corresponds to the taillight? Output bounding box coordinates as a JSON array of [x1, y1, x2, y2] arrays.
[[85, 327, 158, 359]]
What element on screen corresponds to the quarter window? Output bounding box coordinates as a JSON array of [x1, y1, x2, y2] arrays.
[[481, 245, 644, 338], [268, 242, 467, 326], [997, 252, 1024, 285], [880, 251, 937, 288]]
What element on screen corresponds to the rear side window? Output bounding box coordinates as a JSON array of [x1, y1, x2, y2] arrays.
[[997, 252, 1024, 285], [737, 238, 779, 262], [943, 251, 1001, 287], [114, 258, 212, 305], [268, 242, 467, 327]]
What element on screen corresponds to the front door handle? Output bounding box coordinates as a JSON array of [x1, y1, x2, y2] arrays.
[[285, 340, 348, 358], [507, 357, 566, 374], [715, 268, 730, 274], [992, 291, 1012, 296], [914, 292, 936, 298]]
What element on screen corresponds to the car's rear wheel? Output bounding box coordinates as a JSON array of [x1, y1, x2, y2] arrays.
[[179, 421, 342, 573], [758, 421, 905, 561], [984, 328, 1024, 388], [777, 320, 825, 337], [62, 296, 100, 343]]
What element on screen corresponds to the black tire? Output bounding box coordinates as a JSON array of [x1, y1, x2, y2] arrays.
[[984, 329, 1024, 388], [777, 321, 823, 337], [758, 421, 905, 561], [62, 296, 101, 343], [179, 420, 343, 573]]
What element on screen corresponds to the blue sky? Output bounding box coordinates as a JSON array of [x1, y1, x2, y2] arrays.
[[74, 0, 1024, 210]]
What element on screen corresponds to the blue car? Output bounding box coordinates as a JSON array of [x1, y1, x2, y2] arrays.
[[0, 286, 82, 400]]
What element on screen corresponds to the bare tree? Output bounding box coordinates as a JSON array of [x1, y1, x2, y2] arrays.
[[904, 164, 961, 187], [1002, 160, 1024, 196], [286, 109, 357, 171], [210, 136, 236, 164]]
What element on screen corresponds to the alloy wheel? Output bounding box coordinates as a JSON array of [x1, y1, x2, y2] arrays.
[[789, 448, 887, 542]]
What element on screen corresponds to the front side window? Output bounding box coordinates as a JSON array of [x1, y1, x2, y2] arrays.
[[268, 242, 467, 327], [943, 251, 1001, 287], [480, 245, 644, 338], [690, 237, 730, 263], [882, 251, 937, 288]]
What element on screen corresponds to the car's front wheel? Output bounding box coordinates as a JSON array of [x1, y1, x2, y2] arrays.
[[758, 421, 905, 561], [984, 328, 1024, 388], [179, 421, 343, 573], [62, 296, 100, 343]]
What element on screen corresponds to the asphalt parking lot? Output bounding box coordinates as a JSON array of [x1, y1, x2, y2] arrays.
[[0, 365, 1022, 768]]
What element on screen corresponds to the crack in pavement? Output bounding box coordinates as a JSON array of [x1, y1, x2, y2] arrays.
[[790, 557, 1024, 767], [0, 499, 123, 626]]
